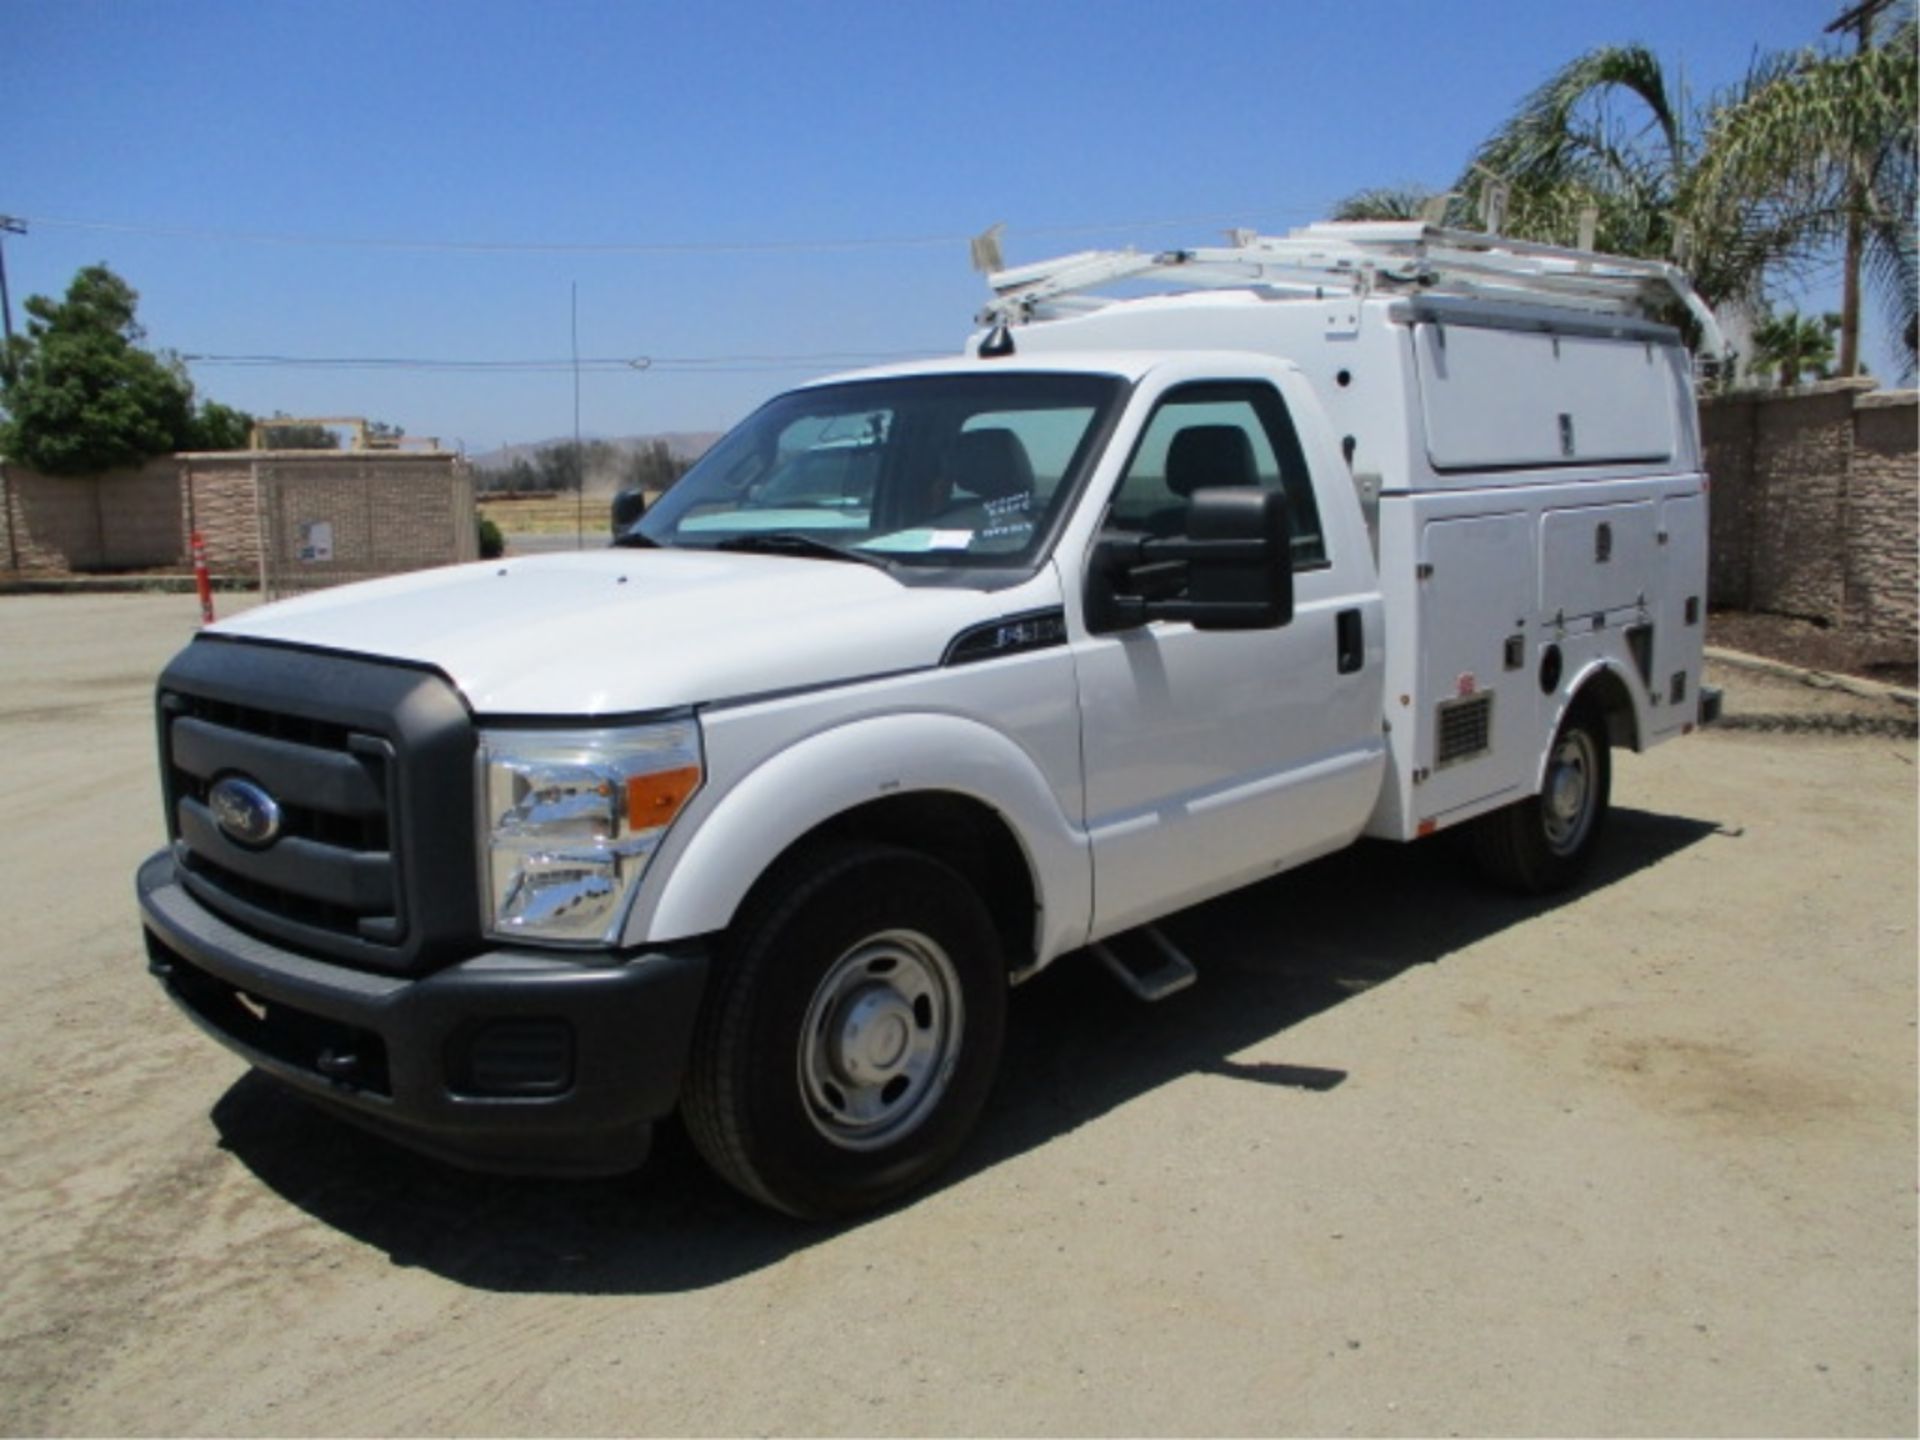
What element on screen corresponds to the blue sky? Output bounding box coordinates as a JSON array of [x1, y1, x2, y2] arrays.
[[0, 0, 1872, 451]]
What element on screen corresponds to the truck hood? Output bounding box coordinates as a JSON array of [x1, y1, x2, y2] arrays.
[[211, 549, 1020, 715]]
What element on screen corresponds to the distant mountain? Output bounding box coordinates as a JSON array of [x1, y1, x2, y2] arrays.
[[468, 431, 723, 472]]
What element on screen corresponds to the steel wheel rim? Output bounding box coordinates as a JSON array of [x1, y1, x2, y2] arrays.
[[1542, 728, 1599, 855], [798, 928, 964, 1152]]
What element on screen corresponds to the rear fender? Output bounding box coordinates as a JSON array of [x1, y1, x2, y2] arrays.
[[1538, 658, 1644, 790]]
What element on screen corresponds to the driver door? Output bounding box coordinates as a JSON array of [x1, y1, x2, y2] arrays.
[[1073, 378, 1384, 939]]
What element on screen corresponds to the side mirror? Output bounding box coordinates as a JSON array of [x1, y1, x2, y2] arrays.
[[1182, 487, 1294, 629], [610, 487, 648, 534], [1087, 487, 1293, 633]]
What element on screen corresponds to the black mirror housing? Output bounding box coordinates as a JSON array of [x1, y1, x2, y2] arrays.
[[1183, 487, 1293, 629], [1086, 487, 1294, 633], [610, 487, 648, 534]]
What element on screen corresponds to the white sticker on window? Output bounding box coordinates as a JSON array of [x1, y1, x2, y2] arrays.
[[861, 528, 978, 553]]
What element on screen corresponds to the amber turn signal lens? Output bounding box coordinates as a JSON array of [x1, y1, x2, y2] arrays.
[[625, 765, 700, 827]]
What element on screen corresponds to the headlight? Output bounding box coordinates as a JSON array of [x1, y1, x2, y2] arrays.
[[477, 719, 702, 945]]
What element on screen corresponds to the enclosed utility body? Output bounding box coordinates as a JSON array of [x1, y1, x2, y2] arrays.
[[974, 250, 1712, 849], [136, 223, 1721, 1217]]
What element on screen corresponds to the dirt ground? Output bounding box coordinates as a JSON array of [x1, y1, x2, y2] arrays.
[[0, 593, 1913, 1438], [1709, 609, 1919, 691]]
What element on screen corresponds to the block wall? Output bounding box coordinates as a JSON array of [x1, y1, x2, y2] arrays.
[[3, 452, 476, 591], [0, 458, 183, 571], [1700, 382, 1916, 648]]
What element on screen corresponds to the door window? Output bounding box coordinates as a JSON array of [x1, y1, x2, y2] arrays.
[[1105, 382, 1327, 569]]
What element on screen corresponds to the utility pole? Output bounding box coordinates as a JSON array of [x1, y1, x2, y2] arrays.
[[1825, 0, 1892, 377], [0, 215, 25, 383], [571, 281, 583, 549]]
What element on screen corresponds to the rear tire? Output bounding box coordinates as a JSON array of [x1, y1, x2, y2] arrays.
[[682, 842, 1006, 1219], [1472, 705, 1611, 894]]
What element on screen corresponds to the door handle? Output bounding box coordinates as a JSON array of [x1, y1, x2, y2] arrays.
[[1336, 609, 1363, 674]]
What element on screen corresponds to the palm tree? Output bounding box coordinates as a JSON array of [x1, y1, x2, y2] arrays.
[[1331, 45, 1787, 329], [1329, 13, 1917, 378], [1749, 309, 1842, 386], [1450, 45, 1801, 326], [1459, 45, 1686, 255], [1687, 14, 1917, 378], [1329, 185, 1465, 225]]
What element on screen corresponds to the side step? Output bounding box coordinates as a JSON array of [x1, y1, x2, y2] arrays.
[[1091, 925, 1198, 1002]]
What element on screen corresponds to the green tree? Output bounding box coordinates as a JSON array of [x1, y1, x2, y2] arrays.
[[1750, 309, 1841, 387], [1458, 46, 1690, 253], [535, 441, 583, 492], [621, 438, 692, 494], [472, 455, 544, 495], [189, 399, 254, 451], [0, 265, 196, 473], [1330, 185, 1462, 224], [1331, 12, 1918, 377], [1446, 44, 1795, 318], [256, 415, 341, 449], [1688, 14, 1917, 377]]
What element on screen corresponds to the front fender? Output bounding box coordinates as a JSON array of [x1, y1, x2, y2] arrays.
[[624, 712, 1092, 964]]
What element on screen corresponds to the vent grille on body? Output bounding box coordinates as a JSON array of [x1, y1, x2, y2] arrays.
[[1436, 693, 1494, 767]]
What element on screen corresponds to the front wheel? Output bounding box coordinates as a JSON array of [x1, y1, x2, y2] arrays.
[[682, 842, 1006, 1219], [1472, 706, 1612, 893]]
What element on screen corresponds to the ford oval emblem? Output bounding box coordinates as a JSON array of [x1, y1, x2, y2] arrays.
[[209, 775, 283, 848]]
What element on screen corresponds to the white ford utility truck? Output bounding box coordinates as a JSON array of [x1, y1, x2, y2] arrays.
[[139, 223, 1724, 1218]]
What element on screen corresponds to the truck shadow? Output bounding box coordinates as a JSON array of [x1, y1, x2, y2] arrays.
[[211, 805, 1716, 1295]]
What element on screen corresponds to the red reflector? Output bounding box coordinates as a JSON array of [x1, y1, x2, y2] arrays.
[[1417, 819, 1438, 838]]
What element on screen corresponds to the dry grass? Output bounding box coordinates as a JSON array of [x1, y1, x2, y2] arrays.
[[479, 494, 614, 535]]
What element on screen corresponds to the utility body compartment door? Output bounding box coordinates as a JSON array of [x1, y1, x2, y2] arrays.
[[1413, 323, 1677, 473], [1415, 513, 1537, 821], [1652, 491, 1708, 735], [1539, 501, 1660, 623]]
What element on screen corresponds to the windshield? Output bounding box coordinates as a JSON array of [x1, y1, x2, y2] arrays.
[[634, 372, 1125, 569]]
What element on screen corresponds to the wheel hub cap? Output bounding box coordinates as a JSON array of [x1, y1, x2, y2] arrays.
[[1549, 763, 1586, 822], [832, 985, 915, 1085], [798, 930, 964, 1152], [1541, 729, 1598, 854]]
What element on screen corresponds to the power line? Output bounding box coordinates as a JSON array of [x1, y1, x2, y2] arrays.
[[13, 207, 1326, 257], [178, 349, 944, 374]]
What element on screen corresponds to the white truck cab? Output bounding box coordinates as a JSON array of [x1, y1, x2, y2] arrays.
[[138, 224, 1722, 1217]]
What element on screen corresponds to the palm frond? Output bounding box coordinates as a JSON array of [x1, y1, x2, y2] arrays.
[[1328, 185, 1451, 222], [1465, 44, 1682, 191], [1688, 21, 1917, 373]]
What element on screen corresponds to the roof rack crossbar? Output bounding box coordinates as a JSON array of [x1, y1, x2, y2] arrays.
[[980, 221, 1723, 357]]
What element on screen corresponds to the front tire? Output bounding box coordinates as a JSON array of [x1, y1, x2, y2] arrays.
[[1472, 705, 1612, 893], [682, 842, 1007, 1219]]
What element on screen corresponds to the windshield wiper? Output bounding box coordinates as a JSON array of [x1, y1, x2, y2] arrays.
[[711, 532, 887, 568], [611, 530, 661, 548]]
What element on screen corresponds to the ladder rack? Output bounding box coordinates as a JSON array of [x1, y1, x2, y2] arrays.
[[980, 221, 1724, 357]]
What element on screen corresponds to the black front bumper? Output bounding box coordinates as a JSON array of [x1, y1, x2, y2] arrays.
[[138, 850, 708, 1176]]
